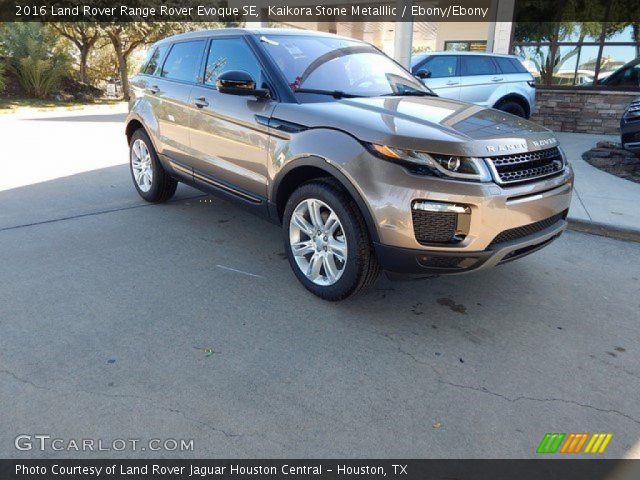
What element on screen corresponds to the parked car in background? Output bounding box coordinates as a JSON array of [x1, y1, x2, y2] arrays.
[[597, 57, 640, 88], [621, 97, 640, 153], [411, 52, 536, 118]]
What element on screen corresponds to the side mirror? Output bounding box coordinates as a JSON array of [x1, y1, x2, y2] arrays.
[[216, 70, 270, 99], [416, 69, 432, 79]]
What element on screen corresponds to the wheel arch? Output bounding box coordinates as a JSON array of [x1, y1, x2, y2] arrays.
[[270, 158, 380, 243], [493, 93, 531, 118]]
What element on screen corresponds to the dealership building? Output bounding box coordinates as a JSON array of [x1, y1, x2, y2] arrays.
[[246, 0, 639, 134]]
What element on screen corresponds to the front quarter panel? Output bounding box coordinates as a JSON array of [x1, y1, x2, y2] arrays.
[[267, 126, 385, 235]]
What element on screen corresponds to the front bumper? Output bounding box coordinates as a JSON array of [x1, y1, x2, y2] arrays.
[[349, 152, 574, 275], [375, 215, 566, 276]]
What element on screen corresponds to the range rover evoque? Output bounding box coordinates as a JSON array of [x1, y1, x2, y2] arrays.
[[126, 28, 574, 301]]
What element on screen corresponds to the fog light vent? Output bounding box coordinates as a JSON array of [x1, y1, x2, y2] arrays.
[[412, 201, 471, 245]]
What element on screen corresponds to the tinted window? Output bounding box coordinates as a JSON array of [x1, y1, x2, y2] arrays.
[[410, 54, 429, 69], [422, 56, 457, 78], [142, 46, 168, 76], [160, 41, 206, 82], [460, 56, 498, 76], [204, 38, 262, 87], [495, 57, 527, 74]]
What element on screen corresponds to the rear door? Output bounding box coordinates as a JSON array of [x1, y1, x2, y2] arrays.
[[188, 36, 276, 199], [153, 40, 206, 168], [493, 56, 533, 90], [414, 55, 461, 100], [458, 55, 502, 106]]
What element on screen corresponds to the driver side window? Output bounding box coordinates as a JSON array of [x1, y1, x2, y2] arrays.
[[423, 56, 458, 78], [204, 38, 263, 89]]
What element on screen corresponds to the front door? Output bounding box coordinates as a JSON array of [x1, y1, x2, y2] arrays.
[[189, 37, 276, 200], [418, 55, 461, 100]]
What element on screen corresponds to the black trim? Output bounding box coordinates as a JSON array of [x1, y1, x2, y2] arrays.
[[192, 171, 264, 205], [255, 115, 307, 133], [374, 242, 492, 276]]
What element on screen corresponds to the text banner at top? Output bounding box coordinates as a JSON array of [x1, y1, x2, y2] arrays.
[[2, 0, 640, 22]]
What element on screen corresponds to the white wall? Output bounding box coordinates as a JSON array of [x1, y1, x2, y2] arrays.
[[435, 22, 489, 51]]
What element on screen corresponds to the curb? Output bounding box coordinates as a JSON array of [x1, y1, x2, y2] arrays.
[[567, 219, 640, 243]]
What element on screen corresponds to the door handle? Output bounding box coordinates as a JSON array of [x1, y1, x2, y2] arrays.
[[194, 97, 209, 108], [148, 85, 159, 94], [491, 77, 503, 82], [446, 81, 459, 86]]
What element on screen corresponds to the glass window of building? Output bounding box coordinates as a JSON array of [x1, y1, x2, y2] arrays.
[[513, 4, 640, 89]]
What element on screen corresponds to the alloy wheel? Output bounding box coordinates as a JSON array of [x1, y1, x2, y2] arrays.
[[131, 138, 153, 192], [289, 198, 348, 286]]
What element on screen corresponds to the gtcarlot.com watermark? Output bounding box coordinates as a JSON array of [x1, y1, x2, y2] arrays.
[[15, 435, 194, 452]]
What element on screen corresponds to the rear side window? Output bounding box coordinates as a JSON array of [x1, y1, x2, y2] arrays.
[[460, 56, 498, 76], [160, 41, 206, 83], [495, 57, 528, 74], [141, 46, 168, 76], [422, 56, 458, 78], [203, 38, 263, 87]]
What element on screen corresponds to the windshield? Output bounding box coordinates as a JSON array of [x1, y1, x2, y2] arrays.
[[260, 35, 430, 97]]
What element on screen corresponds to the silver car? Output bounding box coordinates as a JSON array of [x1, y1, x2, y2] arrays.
[[412, 52, 536, 118], [126, 29, 573, 300]]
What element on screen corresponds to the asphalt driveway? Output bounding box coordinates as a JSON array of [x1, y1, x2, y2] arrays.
[[1, 107, 639, 459]]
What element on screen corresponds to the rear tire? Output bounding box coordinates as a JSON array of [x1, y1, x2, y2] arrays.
[[283, 179, 380, 301], [495, 99, 527, 118], [129, 128, 178, 203]]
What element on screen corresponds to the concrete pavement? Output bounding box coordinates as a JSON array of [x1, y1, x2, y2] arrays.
[[557, 132, 640, 238], [1, 108, 639, 459]]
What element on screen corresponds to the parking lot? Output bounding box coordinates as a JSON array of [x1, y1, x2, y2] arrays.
[[1, 107, 639, 458]]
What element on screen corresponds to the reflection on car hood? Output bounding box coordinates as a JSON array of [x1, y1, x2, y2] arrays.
[[273, 96, 556, 157]]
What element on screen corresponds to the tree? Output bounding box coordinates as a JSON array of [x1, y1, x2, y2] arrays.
[[51, 23, 100, 84], [100, 23, 186, 100]]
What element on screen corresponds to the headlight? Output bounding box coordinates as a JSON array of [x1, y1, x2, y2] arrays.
[[366, 143, 492, 182]]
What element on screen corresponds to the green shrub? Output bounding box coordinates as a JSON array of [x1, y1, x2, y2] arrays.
[[14, 54, 68, 98], [0, 61, 5, 94], [1, 23, 71, 98]]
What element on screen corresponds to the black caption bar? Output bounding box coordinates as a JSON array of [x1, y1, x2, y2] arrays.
[[1, 0, 639, 22], [1, 460, 640, 480]]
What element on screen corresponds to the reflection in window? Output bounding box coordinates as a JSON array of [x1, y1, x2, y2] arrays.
[[204, 38, 262, 87], [161, 41, 205, 83], [513, 12, 640, 89]]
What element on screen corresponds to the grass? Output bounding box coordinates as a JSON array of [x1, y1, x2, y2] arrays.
[[0, 97, 124, 114]]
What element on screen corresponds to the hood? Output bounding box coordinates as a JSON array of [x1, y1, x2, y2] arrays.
[[272, 96, 558, 157]]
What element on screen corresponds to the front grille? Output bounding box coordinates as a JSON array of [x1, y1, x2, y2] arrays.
[[412, 210, 457, 244], [488, 210, 567, 247], [624, 101, 640, 121], [487, 147, 564, 185]]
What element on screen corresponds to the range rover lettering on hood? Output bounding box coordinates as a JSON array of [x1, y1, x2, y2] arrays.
[[485, 137, 558, 153], [486, 142, 527, 153], [532, 138, 558, 148]]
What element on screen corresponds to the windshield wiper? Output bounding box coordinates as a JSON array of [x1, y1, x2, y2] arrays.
[[380, 90, 436, 97], [293, 88, 363, 99]]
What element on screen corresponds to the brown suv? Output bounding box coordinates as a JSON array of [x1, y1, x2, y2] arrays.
[[125, 28, 574, 300]]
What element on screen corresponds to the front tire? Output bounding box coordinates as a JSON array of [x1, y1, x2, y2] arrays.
[[495, 99, 527, 118], [283, 179, 380, 301], [129, 129, 178, 203]]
